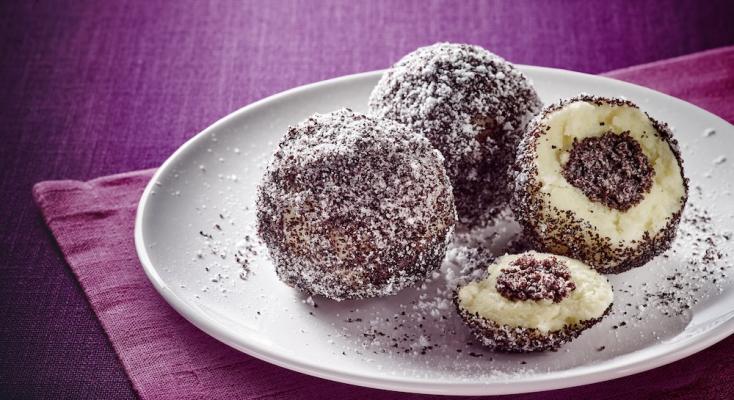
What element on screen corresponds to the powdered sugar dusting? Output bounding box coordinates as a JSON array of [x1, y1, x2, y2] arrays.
[[256, 109, 456, 300], [369, 43, 542, 225]]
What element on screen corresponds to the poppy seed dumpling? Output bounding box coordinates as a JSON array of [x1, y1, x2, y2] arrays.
[[512, 95, 688, 273], [455, 251, 613, 352], [369, 42, 542, 226], [256, 109, 457, 301]]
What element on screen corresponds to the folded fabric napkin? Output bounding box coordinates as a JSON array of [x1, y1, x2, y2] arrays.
[[33, 46, 734, 400]]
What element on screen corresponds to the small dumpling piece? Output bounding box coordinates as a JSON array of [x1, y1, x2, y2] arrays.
[[456, 251, 613, 352]]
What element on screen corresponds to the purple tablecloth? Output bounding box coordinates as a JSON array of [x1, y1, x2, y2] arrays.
[[1, 1, 733, 398], [29, 45, 734, 400]]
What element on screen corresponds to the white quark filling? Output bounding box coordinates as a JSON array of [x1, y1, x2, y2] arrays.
[[458, 252, 613, 332], [535, 101, 685, 243]]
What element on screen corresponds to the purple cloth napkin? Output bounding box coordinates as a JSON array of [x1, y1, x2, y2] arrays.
[[33, 47, 734, 400]]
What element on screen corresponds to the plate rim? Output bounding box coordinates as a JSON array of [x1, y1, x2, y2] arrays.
[[134, 66, 734, 396]]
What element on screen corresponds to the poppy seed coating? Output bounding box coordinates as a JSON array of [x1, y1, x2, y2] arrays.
[[369, 43, 542, 226], [257, 109, 456, 301]]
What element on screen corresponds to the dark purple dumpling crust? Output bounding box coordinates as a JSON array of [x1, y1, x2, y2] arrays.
[[256, 109, 457, 301], [369, 43, 542, 227]]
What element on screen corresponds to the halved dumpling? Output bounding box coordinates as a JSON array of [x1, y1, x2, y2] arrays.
[[455, 251, 613, 352], [512, 95, 688, 273]]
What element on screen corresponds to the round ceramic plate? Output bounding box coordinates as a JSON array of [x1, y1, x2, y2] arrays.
[[135, 67, 734, 396]]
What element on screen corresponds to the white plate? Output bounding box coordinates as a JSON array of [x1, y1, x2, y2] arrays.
[[135, 67, 734, 396]]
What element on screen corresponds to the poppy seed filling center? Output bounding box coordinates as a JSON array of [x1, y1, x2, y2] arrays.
[[562, 131, 654, 211], [495, 255, 576, 303]]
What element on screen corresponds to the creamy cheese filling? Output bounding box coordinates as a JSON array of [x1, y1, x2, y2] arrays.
[[458, 252, 613, 332], [534, 101, 685, 244]]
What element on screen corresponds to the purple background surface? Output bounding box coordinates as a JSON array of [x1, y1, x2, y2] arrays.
[[1, 1, 733, 398]]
